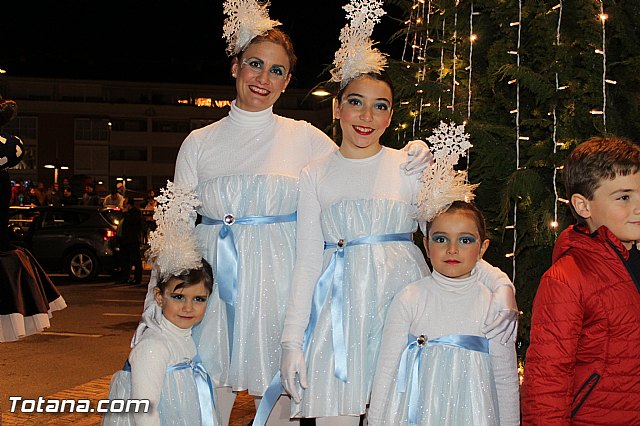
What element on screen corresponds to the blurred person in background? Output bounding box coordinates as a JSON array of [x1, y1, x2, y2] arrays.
[[104, 186, 124, 209], [117, 196, 144, 285]]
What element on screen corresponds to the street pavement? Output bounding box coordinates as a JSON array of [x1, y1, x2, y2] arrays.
[[0, 272, 255, 426]]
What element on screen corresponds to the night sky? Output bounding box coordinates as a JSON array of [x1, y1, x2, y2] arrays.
[[3, 0, 406, 90]]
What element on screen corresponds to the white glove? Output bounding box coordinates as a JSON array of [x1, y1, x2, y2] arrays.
[[482, 285, 519, 344], [400, 140, 434, 175], [280, 342, 308, 404]]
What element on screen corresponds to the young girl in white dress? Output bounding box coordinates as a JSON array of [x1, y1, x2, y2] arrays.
[[368, 201, 520, 426], [104, 184, 220, 426]]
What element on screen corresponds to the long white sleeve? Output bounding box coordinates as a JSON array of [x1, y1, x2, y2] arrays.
[[488, 337, 520, 425], [130, 337, 169, 426], [475, 259, 515, 293], [281, 166, 325, 346]]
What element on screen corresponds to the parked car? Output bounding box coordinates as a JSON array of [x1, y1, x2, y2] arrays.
[[8, 205, 123, 280]]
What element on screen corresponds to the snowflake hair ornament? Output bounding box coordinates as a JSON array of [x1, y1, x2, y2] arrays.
[[331, 0, 388, 88], [146, 181, 203, 282], [417, 121, 478, 224], [222, 0, 281, 56]]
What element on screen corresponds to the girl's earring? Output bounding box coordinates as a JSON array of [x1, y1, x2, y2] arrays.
[[232, 73, 237, 78], [282, 89, 286, 93]]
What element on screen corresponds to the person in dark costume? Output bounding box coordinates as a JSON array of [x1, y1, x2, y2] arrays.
[[0, 96, 67, 342]]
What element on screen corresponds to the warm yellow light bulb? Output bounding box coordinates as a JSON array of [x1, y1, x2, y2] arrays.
[[599, 13, 608, 22]]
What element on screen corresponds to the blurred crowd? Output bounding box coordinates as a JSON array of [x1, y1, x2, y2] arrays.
[[9, 179, 159, 246], [9, 179, 157, 211]]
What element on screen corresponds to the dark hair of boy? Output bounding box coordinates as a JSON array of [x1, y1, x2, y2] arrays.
[[563, 136, 640, 225]]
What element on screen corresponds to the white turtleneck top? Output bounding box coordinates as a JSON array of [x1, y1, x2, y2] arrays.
[[130, 316, 197, 426], [174, 101, 337, 186], [369, 269, 520, 426]]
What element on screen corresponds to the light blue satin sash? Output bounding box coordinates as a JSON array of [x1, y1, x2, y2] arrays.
[[167, 356, 217, 426], [122, 356, 218, 426], [304, 232, 413, 382], [201, 211, 297, 355], [397, 334, 489, 424], [253, 370, 282, 426]]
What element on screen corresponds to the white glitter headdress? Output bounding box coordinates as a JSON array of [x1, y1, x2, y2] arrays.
[[417, 121, 478, 223], [146, 181, 203, 282], [331, 0, 387, 88], [222, 0, 281, 56]]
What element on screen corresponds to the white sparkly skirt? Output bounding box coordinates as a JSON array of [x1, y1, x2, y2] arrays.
[[192, 174, 299, 395], [293, 199, 429, 417], [375, 342, 499, 425]]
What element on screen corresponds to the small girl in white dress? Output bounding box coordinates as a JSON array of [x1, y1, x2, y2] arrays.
[[103, 183, 220, 426], [368, 201, 520, 426]]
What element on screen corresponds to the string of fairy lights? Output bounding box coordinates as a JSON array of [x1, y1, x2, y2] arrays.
[[449, 1, 459, 111], [397, 0, 611, 283], [503, 0, 523, 282], [551, 1, 564, 237], [590, 1, 612, 131], [466, 2, 477, 172]]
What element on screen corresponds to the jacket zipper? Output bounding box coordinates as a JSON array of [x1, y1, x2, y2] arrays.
[[606, 239, 640, 294], [571, 372, 601, 418]]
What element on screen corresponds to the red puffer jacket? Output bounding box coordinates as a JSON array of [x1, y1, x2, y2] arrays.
[[521, 225, 640, 425]]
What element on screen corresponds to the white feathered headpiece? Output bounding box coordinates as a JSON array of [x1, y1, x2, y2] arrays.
[[417, 121, 478, 224], [222, 0, 281, 56], [331, 0, 387, 88], [146, 181, 203, 282]]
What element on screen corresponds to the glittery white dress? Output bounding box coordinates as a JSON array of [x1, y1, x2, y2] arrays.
[[282, 148, 430, 417], [144, 101, 336, 396], [103, 316, 220, 426], [368, 270, 520, 426]]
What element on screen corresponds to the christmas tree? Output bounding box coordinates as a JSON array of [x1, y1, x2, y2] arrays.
[[382, 0, 640, 357]]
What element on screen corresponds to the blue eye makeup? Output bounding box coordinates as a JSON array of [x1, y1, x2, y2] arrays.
[[270, 66, 285, 76], [245, 59, 263, 70], [374, 102, 390, 111], [241, 58, 287, 79], [170, 293, 185, 301], [431, 235, 448, 244], [459, 236, 477, 244]]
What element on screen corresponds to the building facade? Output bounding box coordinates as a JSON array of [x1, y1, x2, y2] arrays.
[[0, 77, 333, 196]]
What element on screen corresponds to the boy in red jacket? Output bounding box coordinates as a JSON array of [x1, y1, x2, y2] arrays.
[[521, 136, 640, 425]]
